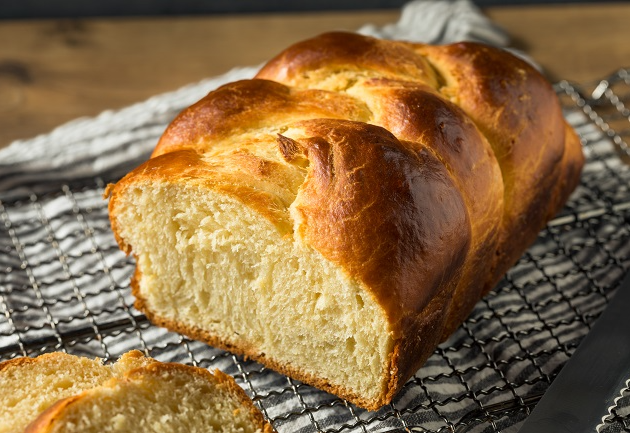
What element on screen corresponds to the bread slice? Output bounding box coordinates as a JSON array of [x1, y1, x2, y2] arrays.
[[0, 351, 155, 433], [24, 363, 272, 433], [106, 32, 584, 410], [0, 351, 272, 433]]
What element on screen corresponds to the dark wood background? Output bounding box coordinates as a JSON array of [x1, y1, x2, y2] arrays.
[[1, 2, 629, 149]]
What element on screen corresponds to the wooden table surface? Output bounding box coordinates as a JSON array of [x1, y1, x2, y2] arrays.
[[1, 2, 629, 150]]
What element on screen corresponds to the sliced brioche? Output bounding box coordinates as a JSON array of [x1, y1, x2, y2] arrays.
[[0, 351, 272, 433], [0, 351, 154, 433], [24, 362, 273, 433]]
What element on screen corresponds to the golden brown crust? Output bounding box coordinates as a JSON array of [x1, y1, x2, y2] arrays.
[[415, 41, 575, 287], [108, 31, 584, 410], [153, 79, 370, 158], [257, 31, 439, 89], [346, 77, 504, 338], [286, 120, 470, 325]]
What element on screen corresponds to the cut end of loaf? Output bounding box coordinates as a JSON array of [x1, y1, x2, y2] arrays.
[[110, 176, 395, 409]]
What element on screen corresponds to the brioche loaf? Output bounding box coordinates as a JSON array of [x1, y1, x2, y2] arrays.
[[1, 351, 272, 433], [106, 32, 584, 410]]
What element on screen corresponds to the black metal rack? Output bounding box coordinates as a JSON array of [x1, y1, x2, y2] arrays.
[[1, 69, 629, 433]]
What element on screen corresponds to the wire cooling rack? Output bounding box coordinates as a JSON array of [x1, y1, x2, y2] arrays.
[[1, 69, 630, 433]]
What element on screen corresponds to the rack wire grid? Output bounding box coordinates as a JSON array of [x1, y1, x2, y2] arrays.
[[1, 68, 630, 433]]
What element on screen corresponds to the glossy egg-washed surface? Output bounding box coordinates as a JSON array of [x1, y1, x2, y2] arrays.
[[109, 32, 583, 408]]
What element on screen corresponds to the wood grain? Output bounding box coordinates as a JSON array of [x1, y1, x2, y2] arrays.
[[0, 4, 629, 150], [486, 3, 630, 83]]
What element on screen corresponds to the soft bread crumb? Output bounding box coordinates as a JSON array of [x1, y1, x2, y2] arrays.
[[114, 181, 393, 404]]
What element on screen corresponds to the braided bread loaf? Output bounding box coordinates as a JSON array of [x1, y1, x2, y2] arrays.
[[107, 32, 583, 410]]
